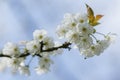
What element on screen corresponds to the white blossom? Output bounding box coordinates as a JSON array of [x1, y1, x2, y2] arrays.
[[35, 56, 53, 75], [7, 58, 23, 68], [19, 66, 30, 76], [90, 44, 102, 55], [5, 58, 24, 73], [62, 13, 78, 30], [77, 36, 93, 50], [33, 29, 47, 41], [62, 13, 75, 24], [56, 25, 68, 39], [81, 49, 94, 58], [75, 13, 88, 24], [76, 23, 94, 36], [95, 35, 114, 55], [2, 42, 20, 56], [39, 56, 53, 66], [66, 31, 80, 43], [65, 20, 77, 31], [26, 40, 40, 55], [80, 44, 101, 58], [43, 36, 54, 49], [35, 66, 48, 75]]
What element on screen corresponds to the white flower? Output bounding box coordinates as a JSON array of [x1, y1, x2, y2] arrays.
[[19, 65, 30, 76], [62, 13, 77, 30], [81, 49, 94, 58], [95, 34, 114, 55], [106, 33, 116, 43], [7, 58, 23, 68], [35, 66, 48, 75], [33, 29, 47, 41], [77, 23, 94, 36], [62, 13, 75, 24], [26, 40, 40, 55], [65, 20, 77, 31], [90, 44, 102, 55], [43, 37, 54, 49], [98, 40, 109, 52], [75, 13, 88, 24], [77, 36, 93, 50], [39, 56, 53, 66], [104, 34, 115, 45], [66, 31, 80, 43], [2, 42, 20, 56], [35, 56, 53, 75], [56, 25, 68, 39], [80, 44, 101, 58], [6, 58, 24, 73]]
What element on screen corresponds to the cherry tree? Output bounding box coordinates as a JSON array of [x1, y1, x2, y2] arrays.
[[0, 4, 115, 76]]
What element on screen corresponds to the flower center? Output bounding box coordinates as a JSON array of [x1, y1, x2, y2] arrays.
[[39, 35, 43, 39], [79, 19, 84, 23], [82, 27, 87, 32], [14, 48, 18, 52], [44, 58, 49, 63], [71, 22, 76, 27], [33, 45, 37, 49], [82, 38, 87, 42], [62, 29, 66, 33], [91, 46, 95, 50]]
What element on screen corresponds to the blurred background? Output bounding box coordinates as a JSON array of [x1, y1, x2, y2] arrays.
[[0, 0, 120, 80]]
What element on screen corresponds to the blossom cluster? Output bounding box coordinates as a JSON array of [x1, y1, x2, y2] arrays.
[[0, 29, 63, 75], [56, 13, 114, 58]]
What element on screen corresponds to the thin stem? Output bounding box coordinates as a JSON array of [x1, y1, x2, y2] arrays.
[[96, 32, 106, 37], [91, 34, 98, 42]]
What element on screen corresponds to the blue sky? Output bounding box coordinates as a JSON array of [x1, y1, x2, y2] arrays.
[[0, 0, 120, 80]]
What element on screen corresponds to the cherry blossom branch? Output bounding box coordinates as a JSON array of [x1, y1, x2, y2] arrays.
[[0, 42, 72, 58], [0, 4, 115, 76], [41, 42, 71, 52]]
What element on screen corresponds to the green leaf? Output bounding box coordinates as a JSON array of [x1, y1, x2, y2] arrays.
[[86, 4, 103, 27]]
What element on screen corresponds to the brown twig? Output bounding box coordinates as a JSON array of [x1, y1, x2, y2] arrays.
[[41, 42, 71, 52], [0, 42, 72, 58], [0, 54, 11, 58]]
